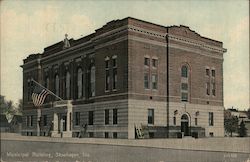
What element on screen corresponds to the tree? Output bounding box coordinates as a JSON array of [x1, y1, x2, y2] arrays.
[[247, 108, 250, 119], [16, 99, 23, 115], [238, 120, 247, 137], [224, 116, 238, 137], [0, 95, 21, 115]]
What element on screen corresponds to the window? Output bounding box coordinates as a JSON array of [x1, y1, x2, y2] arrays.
[[113, 109, 117, 125], [90, 66, 95, 97], [26, 116, 29, 126], [206, 68, 210, 76], [112, 58, 117, 67], [152, 59, 158, 68], [55, 74, 59, 97], [113, 68, 117, 90], [105, 132, 109, 138], [195, 118, 198, 126], [27, 116, 33, 127], [75, 112, 80, 126], [144, 73, 149, 89], [181, 83, 188, 91], [209, 132, 214, 137], [45, 76, 49, 89], [27, 79, 31, 101], [144, 57, 150, 66], [148, 109, 154, 124], [66, 72, 71, 99], [173, 117, 176, 125], [105, 59, 109, 69], [211, 70, 215, 77], [77, 68, 83, 99], [181, 92, 188, 102], [212, 83, 216, 96], [209, 112, 214, 126], [181, 66, 188, 78], [206, 82, 210, 95], [105, 109, 109, 125], [152, 74, 158, 90], [113, 132, 117, 138], [88, 111, 94, 125], [89, 132, 94, 137], [43, 115, 47, 126], [105, 70, 110, 91]]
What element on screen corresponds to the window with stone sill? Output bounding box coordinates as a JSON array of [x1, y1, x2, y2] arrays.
[[152, 58, 158, 68], [144, 73, 149, 89], [152, 74, 158, 90], [148, 109, 154, 125], [77, 68, 83, 99], [206, 68, 210, 76], [144, 57, 150, 66], [75, 112, 80, 126]]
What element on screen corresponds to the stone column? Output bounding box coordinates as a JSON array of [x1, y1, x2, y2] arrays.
[[66, 101, 72, 131], [51, 112, 59, 137], [63, 100, 73, 137], [37, 109, 41, 136]]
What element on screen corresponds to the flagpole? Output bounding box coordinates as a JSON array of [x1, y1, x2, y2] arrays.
[[31, 79, 63, 101]]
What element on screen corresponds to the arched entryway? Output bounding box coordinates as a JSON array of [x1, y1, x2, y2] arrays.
[[181, 114, 190, 136]]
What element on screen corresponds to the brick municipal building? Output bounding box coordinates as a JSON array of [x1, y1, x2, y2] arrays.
[[21, 17, 226, 139]]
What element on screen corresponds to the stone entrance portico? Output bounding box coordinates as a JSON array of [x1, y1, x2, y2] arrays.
[[51, 100, 73, 137]]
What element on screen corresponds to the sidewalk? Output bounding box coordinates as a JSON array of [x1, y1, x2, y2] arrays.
[[1, 133, 250, 153]]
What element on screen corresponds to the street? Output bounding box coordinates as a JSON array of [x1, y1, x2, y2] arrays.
[[1, 139, 249, 162]]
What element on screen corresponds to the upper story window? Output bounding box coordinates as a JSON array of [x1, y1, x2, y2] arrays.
[[65, 71, 71, 99], [55, 74, 60, 97], [113, 68, 117, 90], [212, 82, 216, 96], [152, 74, 158, 90], [112, 57, 117, 68], [152, 58, 158, 68], [90, 65, 95, 97], [181, 66, 188, 78], [105, 60, 109, 69], [77, 68, 83, 99], [206, 68, 210, 76], [27, 79, 31, 101], [112, 56, 117, 90], [206, 82, 210, 95], [211, 69, 215, 77], [181, 64, 189, 102], [209, 112, 214, 126], [144, 73, 149, 89], [45, 76, 49, 89], [144, 57, 150, 66]]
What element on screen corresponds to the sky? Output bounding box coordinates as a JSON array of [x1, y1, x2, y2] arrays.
[[1, 0, 249, 110]]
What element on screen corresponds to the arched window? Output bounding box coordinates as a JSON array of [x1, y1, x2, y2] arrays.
[[181, 66, 188, 78], [55, 74, 59, 97], [181, 64, 189, 102], [45, 76, 49, 89], [90, 65, 95, 97], [27, 79, 31, 101], [77, 68, 83, 99], [66, 72, 71, 99]]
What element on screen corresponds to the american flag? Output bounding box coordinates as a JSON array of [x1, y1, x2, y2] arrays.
[[32, 82, 50, 107]]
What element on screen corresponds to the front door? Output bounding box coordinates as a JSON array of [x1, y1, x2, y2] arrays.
[[59, 114, 67, 132], [62, 115, 67, 131], [181, 114, 189, 136]]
